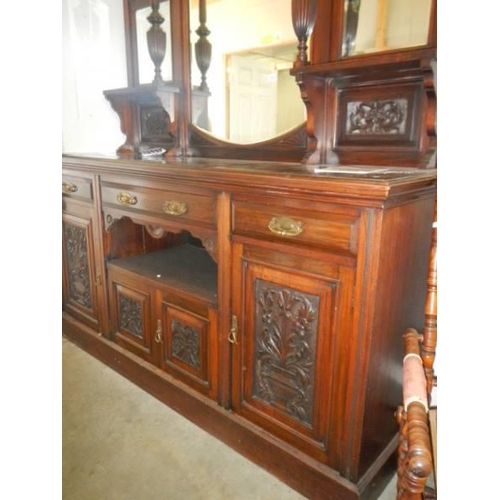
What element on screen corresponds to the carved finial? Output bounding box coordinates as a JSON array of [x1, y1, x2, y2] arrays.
[[195, 0, 212, 91], [147, 0, 167, 84], [291, 0, 317, 67]]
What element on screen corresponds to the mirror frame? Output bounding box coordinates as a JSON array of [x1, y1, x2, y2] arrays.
[[289, 0, 437, 167], [113, 0, 436, 163], [310, 0, 436, 66], [186, 0, 308, 162]]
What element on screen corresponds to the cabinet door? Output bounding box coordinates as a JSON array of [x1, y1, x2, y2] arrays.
[[156, 291, 218, 400], [108, 268, 156, 365], [62, 211, 100, 331], [231, 243, 347, 465]]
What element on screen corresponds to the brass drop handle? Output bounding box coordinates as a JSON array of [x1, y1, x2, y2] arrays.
[[117, 192, 138, 206], [229, 315, 238, 344], [268, 216, 303, 237], [155, 320, 163, 343], [62, 181, 78, 194], [163, 200, 188, 216]]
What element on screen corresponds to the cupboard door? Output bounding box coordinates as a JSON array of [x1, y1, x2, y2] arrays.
[[156, 291, 218, 400], [108, 270, 156, 365], [231, 243, 341, 464], [62, 212, 99, 330]]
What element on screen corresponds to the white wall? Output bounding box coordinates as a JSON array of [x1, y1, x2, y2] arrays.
[[63, 0, 300, 149], [62, 0, 127, 153], [355, 0, 432, 54]]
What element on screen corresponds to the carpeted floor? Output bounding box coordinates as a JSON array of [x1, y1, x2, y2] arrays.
[[62, 337, 397, 499]]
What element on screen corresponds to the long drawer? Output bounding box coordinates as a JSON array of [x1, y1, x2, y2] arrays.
[[101, 181, 216, 227], [232, 200, 360, 255]]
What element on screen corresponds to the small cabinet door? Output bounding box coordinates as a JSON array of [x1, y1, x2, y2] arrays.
[[62, 210, 100, 331], [155, 291, 218, 400], [108, 268, 156, 365], [231, 242, 353, 466], [107, 265, 219, 401]]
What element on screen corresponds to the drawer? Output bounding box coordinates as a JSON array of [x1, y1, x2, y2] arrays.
[[62, 176, 93, 202], [232, 201, 359, 254], [101, 182, 215, 227]]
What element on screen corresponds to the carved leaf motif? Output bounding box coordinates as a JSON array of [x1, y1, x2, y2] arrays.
[[142, 108, 169, 136], [119, 295, 143, 338], [347, 98, 408, 134], [64, 222, 92, 309], [171, 319, 200, 369], [253, 281, 319, 425]]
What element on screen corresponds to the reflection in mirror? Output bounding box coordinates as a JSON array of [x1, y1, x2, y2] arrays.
[[136, 0, 173, 84], [190, 0, 306, 144], [342, 0, 432, 57]]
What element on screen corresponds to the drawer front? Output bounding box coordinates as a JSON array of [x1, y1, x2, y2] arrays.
[[232, 201, 359, 254], [101, 182, 215, 226], [62, 175, 93, 202]]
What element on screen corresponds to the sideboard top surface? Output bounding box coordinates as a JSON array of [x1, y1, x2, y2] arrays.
[[62, 153, 436, 205]]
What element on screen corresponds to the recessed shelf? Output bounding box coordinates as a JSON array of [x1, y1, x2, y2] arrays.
[[107, 244, 218, 305]]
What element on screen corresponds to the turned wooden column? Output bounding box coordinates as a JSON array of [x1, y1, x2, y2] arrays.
[[194, 0, 212, 91], [147, 0, 167, 84], [421, 202, 437, 393], [291, 0, 317, 67]]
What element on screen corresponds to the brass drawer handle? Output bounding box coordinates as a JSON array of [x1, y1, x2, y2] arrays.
[[62, 181, 78, 194], [268, 216, 303, 237], [117, 192, 138, 206], [163, 200, 188, 216]]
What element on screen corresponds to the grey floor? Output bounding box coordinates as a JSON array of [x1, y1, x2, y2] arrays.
[[62, 337, 397, 500]]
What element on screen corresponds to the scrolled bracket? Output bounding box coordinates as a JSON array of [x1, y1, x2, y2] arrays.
[[202, 237, 217, 263]]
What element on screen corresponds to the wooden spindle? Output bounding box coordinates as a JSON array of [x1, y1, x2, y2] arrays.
[[421, 201, 437, 393], [291, 0, 317, 67], [194, 0, 212, 91], [147, 0, 167, 84]]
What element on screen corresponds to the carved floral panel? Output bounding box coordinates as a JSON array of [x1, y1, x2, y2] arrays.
[[119, 295, 143, 338], [171, 319, 200, 369], [140, 106, 170, 138], [63, 222, 92, 309], [346, 98, 408, 135], [253, 280, 319, 426]]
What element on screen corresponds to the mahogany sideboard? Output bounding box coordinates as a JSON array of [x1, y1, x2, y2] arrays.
[[62, 153, 436, 499]]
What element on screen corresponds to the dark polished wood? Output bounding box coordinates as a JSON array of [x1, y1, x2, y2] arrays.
[[64, 1, 437, 498], [108, 0, 436, 164], [62, 154, 436, 499]]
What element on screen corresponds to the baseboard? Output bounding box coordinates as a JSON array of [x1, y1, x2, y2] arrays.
[[63, 312, 395, 500]]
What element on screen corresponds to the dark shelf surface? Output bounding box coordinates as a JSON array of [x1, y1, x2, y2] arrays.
[[107, 244, 218, 304]]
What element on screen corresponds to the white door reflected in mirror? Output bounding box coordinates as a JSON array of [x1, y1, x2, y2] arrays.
[[190, 0, 306, 144]]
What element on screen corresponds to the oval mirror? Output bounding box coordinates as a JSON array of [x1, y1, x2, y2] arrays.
[[189, 0, 306, 144], [342, 0, 433, 57]]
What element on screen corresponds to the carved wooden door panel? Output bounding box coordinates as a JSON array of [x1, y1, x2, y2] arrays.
[[62, 211, 100, 331], [108, 269, 156, 365], [155, 290, 218, 400], [231, 242, 345, 465]]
